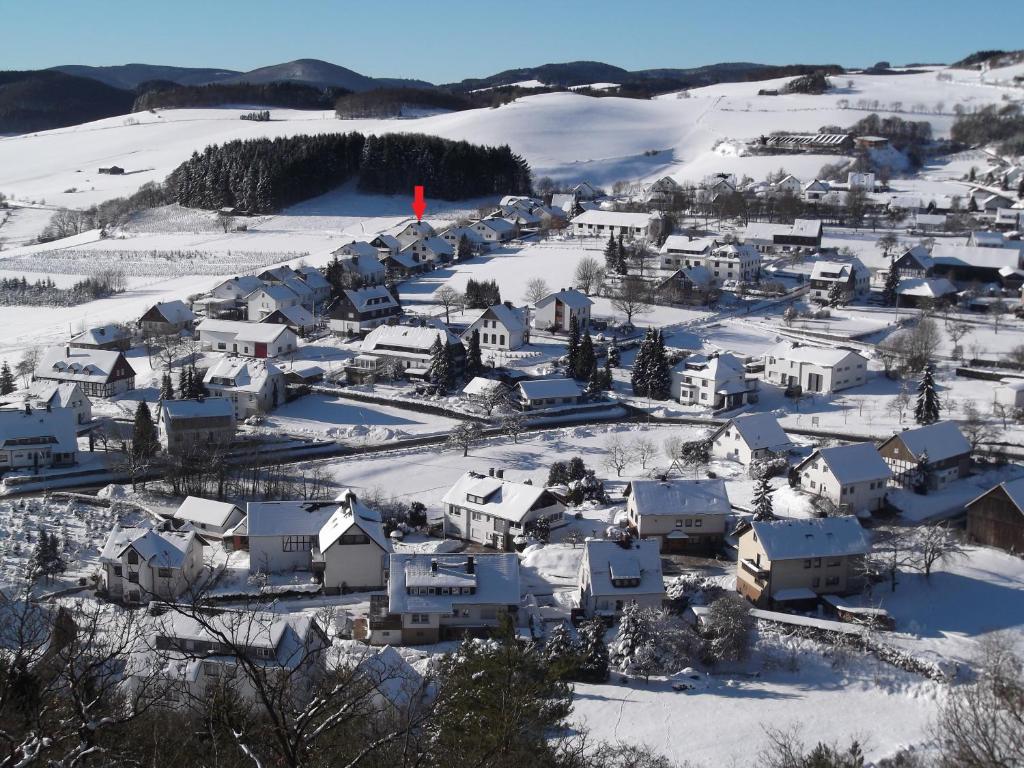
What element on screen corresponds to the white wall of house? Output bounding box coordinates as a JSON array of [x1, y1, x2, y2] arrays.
[[103, 543, 203, 603], [321, 541, 388, 591], [763, 355, 866, 394], [798, 461, 888, 514]]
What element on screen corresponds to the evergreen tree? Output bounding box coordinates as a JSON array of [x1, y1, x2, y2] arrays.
[[587, 364, 604, 395], [631, 329, 655, 396], [30, 528, 53, 583], [610, 602, 654, 673], [882, 258, 900, 307], [544, 621, 579, 680], [178, 367, 192, 400], [577, 617, 610, 683], [827, 280, 845, 307], [428, 337, 454, 392], [914, 363, 941, 425], [565, 315, 581, 378], [456, 234, 473, 262], [616, 233, 627, 275], [604, 233, 618, 272], [1018, 177, 1024, 200], [132, 401, 159, 460], [0, 361, 15, 395], [187, 365, 205, 398], [547, 460, 569, 487], [576, 332, 596, 381], [159, 372, 175, 401], [607, 340, 620, 368], [465, 329, 483, 378], [602, 356, 614, 391], [647, 330, 672, 400], [752, 473, 775, 521]]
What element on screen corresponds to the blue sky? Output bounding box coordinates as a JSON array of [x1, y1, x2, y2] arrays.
[[4, 0, 1022, 83]]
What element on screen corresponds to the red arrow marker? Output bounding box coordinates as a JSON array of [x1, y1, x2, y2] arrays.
[[412, 185, 426, 221]]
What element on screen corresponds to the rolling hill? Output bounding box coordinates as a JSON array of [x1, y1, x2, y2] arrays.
[[215, 58, 433, 92], [51, 63, 240, 90], [0, 70, 135, 134]]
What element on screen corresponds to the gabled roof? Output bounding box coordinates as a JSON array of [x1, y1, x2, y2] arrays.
[[765, 341, 865, 368], [264, 304, 316, 327], [246, 500, 339, 537], [931, 244, 1022, 270], [879, 421, 971, 464], [335, 241, 380, 259], [714, 413, 790, 452], [0, 407, 77, 453], [161, 398, 235, 422], [534, 288, 593, 310], [749, 516, 870, 561], [672, 353, 746, 384], [388, 553, 520, 614], [174, 496, 242, 528], [362, 324, 460, 354], [475, 218, 517, 235], [472, 304, 525, 334], [896, 277, 957, 298], [895, 245, 934, 270], [204, 357, 282, 393], [248, 283, 299, 303], [341, 285, 399, 314], [799, 442, 892, 484], [441, 471, 559, 524], [295, 266, 331, 290], [810, 259, 868, 281], [196, 319, 294, 344], [27, 381, 85, 410], [100, 524, 198, 568], [580, 539, 665, 598], [572, 210, 653, 227], [516, 378, 582, 400], [318, 489, 391, 553], [37, 346, 134, 385], [70, 324, 130, 346], [462, 377, 505, 397], [967, 477, 1024, 514], [145, 300, 195, 325], [626, 478, 731, 516], [355, 645, 425, 709], [661, 235, 719, 254]]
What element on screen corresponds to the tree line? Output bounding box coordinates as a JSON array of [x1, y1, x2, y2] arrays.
[[951, 103, 1024, 156], [133, 81, 348, 111], [169, 132, 531, 213]]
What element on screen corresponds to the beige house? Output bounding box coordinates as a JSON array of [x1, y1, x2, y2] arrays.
[[625, 478, 731, 554], [876, 421, 971, 491], [710, 412, 791, 465], [99, 524, 205, 604], [736, 517, 870, 607], [576, 539, 665, 618], [796, 442, 892, 515]]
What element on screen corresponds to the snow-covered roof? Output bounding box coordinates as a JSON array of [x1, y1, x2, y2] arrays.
[[146, 300, 195, 325], [173, 496, 242, 528], [711, 242, 762, 260], [970, 230, 1008, 247], [354, 645, 425, 709], [196, 319, 293, 344], [388, 553, 520, 614], [516, 378, 582, 400], [362, 324, 460, 354], [317, 490, 390, 553], [896, 277, 957, 298], [343, 285, 399, 314], [801, 442, 892, 484], [931, 244, 1022, 270], [580, 539, 665, 598], [213, 275, 265, 297], [765, 341, 865, 368], [336, 241, 379, 259], [249, 283, 299, 303], [161, 398, 235, 422], [477, 217, 517, 235], [661, 234, 718, 254], [474, 304, 525, 334], [246, 500, 339, 538], [265, 304, 315, 327], [296, 265, 331, 290], [204, 357, 282, 393], [37, 346, 133, 384], [100, 524, 198, 568], [70, 324, 130, 346], [462, 377, 504, 397], [572, 209, 653, 228], [535, 288, 593, 310], [750, 517, 870, 561], [715, 413, 790, 452], [810, 259, 868, 281], [673, 353, 746, 385], [792, 219, 823, 238], [627, 478, 731, 516], [441, 471, 560, 524], [0, 407, 77, 454], [997, 379, 1024, 392], [881, 421, 971, 463], [26, 381, 83, 411]]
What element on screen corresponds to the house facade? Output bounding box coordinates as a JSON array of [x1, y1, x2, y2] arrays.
[[796, 443, 892, 515], [670, 353, 757, 410], [158, 399, 237, 455], [139, 301, 196, 337], [247, 284, 301, 322], [876, 421, 972, 491], [0, 406, 78, 470], [625, 478, 731, 554], [172, 496, 245, 538], [327, 286, 401, 336], [27, 381, 91, 426], [763, 342, 868, 394], [99, 524, 204, 604], [196, 320, 298, 358], [533, 289, 593, 333], [332, 242, 387, 285], [353, 324, 466, 380], [571, 210, 661, 241], [809, 259, 871, 303], [462, 305, 527, 351], [736, 517, 870, 607], [515, 378, 583, 410], [710, 412, 790, 465], [965, 478, 1024, 553], [35, 346, 136, 398], [202, 357, 286, 420], [441, 470, 566, 550], [577, 539, 665, 618]]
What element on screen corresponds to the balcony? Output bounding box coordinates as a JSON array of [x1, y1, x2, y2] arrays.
[[740, 558, 768, 581], [310, 547, 325, 572]]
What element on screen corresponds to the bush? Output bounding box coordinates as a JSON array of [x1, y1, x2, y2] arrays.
[[702, 594, 754, 664]]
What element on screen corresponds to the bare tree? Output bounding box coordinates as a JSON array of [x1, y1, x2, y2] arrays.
[[14, 346, 39, 388], [523, 277, 550, 306], [990, 300, 1008, 335], [446, 421, 483, 457], [961, 401, 998, 451], [947, 322, 971, 361], [906, 523, 965, 580], [500, 411, 525, 444], [603, 434, 636, 477], [632, 436, 657, 471], [219, 214, 235, 233], [868, 526, 915, 592], [1008, 344, 1024, 371], [609, 277, 652, 325], [573, 257, 606, 296], [474, 382, 513, 417], [434, 285, 463, 324]]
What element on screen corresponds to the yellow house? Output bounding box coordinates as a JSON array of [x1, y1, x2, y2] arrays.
[[736, 517, 870, 607]]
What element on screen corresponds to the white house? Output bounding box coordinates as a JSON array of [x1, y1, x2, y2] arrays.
[[625, 478, 731, 554], [441, 470, 566, 550], [246, 499, 336, 575], [393, 221, 435, 249], [994, 379, 1024, 409], [736, 517, 870, 607], [26, 381, 91, 426], [211, 275, 266, 303], [246, 284, 301, 321], [356, 324, 465, 378], [803, 179, 831, 202], [462, 305, 527, 351], [659, 235, 719, 270], [795, 442, 892, 515], [202, 357, 286, 419], [196, 319, 298, 358], [139, 301, 196, 337], [533, 289, 593, 333], [333, 242, 387, 285], [577, 539, 665, 618], [710, 412, 791, 465], [0, 406, 78, 470], [365, 553, 520, 646], [35, 346, 136, 398], [402, 236, 454, 265], [670, 353, 757, 411], [809, 259, 871, 303], [763, 342, 868, 394], [158, 399, 237, 455], [472, 218, 517, 244], [515, 378, 584, 410], [99, 524, 204, 604], [705, 243, 762, 285], [69, 324, 132, 351], [172, 496, 244, 539], [571, 210, 661, 240]]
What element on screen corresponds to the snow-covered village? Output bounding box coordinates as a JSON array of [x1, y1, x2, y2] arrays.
[[0, 4, 1024, 766]]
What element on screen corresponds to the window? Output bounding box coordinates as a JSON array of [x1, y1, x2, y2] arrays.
[[694, 519, 703, 528], [410, 614, 430, 625], [675, 519, 683, 527], [685, 519, 693, 528], [283, 536, 314, 552], [127, 551, 139, 565], [811, 577, 820, 588], [128, 572, 139, 583], [825, 576, 840, 587], [158, 567, 172, 578], [827, 558, 841, 567], [813, 558, 821, 568], [803, 559, 812, 569]]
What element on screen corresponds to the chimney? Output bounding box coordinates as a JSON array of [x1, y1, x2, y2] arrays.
[[466, 556, 475, 574], [496, 469, 504, 479], [23, 403, 30, 415], [431, 559, 438, 573], [66, 345, 71, 358], [489, 467, 495, 477], [45, 402, 51, 413]]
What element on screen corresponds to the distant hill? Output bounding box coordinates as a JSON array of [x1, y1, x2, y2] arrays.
[[133, 81, 349, 112], [52, 63, 240, 90], [217, 59, 433, 92], [0, 70, 135, 133]]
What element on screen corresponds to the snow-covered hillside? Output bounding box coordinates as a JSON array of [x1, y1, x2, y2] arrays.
[[0, 68, 1017, 210]]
